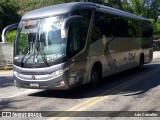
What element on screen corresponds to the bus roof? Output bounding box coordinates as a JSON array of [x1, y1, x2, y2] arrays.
[[22, 2, 95, 20], [22, 2, 150, 22]]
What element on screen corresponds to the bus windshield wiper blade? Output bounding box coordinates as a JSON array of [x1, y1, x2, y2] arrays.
[[20, 45, 31, 67], [36, 41, 49, 67]]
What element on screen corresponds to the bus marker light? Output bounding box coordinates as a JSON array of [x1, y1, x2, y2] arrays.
[[69, 75, 79, 85], [69, 78, 75, 85]]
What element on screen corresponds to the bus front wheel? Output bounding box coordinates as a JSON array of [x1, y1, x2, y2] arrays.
[[90, 65, 102, 88]]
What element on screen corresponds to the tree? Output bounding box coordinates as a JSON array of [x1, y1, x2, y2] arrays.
[[1, 0, 160, 42], [0, 0, 20, 42], [107, 0, 123, 8]]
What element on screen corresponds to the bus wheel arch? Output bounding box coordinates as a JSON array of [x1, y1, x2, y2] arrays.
[[90, 62, 102, 87]]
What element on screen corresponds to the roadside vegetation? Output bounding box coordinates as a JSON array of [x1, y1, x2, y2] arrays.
[[0, 0, 160, 43]]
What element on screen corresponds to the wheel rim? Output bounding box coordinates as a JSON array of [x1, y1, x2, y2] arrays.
[[91, 71, 99, 85]]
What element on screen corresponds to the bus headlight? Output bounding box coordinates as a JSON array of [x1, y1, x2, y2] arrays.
[[52, 69, 64, 78], [51, 67, 69, 78]]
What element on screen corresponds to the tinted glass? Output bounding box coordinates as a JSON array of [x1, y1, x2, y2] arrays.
[[68, 9, 92, 57], [92, 11, 143, 39]]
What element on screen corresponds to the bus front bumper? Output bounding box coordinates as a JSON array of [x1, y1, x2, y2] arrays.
[[13, 71, 70, 90]]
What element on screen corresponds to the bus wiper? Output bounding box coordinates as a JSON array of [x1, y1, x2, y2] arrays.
[[20, 44, 32, 67], [21, 42, 49, 67], [36, 41, 49, 67]]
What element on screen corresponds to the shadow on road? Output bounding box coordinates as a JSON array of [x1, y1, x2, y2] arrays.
[[0, 76, 13, 88], [28, 63, 160, 99], [0, 99, 27, 110]]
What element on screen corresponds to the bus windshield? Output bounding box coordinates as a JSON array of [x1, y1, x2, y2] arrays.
[[15, 15, 67, 67]]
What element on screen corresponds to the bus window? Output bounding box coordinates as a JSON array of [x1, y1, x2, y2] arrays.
[[68, 20, 84, 58], [68, 9, 92, 58], [71, 9, 92, 44]]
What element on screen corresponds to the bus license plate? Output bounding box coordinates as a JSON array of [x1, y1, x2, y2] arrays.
[[30, 82, 39, 87]]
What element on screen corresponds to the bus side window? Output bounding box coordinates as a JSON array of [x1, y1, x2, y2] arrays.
[[68, 9, 92, 58], [142, 21, 153, 38], [68, 20, 83, 58], [91, 24, 103, 43], [71, 9, 92, 44], [91, 12, 103, 43]]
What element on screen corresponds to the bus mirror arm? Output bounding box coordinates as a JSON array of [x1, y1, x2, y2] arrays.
[[61, 15, 83, 39], [1, 23, 18, 43]]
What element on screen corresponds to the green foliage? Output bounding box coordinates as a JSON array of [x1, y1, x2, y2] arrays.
[[0, 0, 20, 41], [1, 0, 160, 43], [105, 0, 122, 9], [17, 33, 28, 55], [147, 1, 159, 22], [154, 19, 160, 35], [119, 0, 159, 35], [15, 0, 61, 16], [6, 30, 17, 44]]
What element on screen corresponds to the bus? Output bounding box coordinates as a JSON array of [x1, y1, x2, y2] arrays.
[[2, 2, 153, 90]]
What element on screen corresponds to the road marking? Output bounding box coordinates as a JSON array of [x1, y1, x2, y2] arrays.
[[48, 69, 158, 120]]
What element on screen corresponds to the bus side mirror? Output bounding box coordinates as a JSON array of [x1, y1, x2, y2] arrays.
[[1, 23, 18, 43], [61, 15, 83, 39]]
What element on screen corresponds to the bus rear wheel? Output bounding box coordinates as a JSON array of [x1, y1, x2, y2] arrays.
[[138, 55, 144, 70]]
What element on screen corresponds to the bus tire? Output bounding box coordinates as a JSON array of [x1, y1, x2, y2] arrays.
[[138, 54, 144, 70], [90, 64, 102, 88]]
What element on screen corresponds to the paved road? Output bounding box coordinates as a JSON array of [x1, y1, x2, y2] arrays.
[[1, 55, 160, 120]]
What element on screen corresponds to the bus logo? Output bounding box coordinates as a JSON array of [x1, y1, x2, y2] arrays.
[[32, 75, 36, 80]]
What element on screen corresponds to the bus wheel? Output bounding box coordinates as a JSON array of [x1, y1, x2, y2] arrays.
[[138, 55, 144, 70], [90, 66, 101, 88]]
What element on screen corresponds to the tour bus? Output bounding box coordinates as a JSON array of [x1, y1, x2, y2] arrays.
[[2, 2, 153, 90]]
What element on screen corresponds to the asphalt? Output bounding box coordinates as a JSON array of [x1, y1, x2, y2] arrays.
[[1, 51, 160, 120]]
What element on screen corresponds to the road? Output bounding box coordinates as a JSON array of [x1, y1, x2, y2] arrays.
[[1, 54, 160, 120]]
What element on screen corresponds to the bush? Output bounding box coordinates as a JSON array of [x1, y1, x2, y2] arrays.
[[6, 30, 17, 44]]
